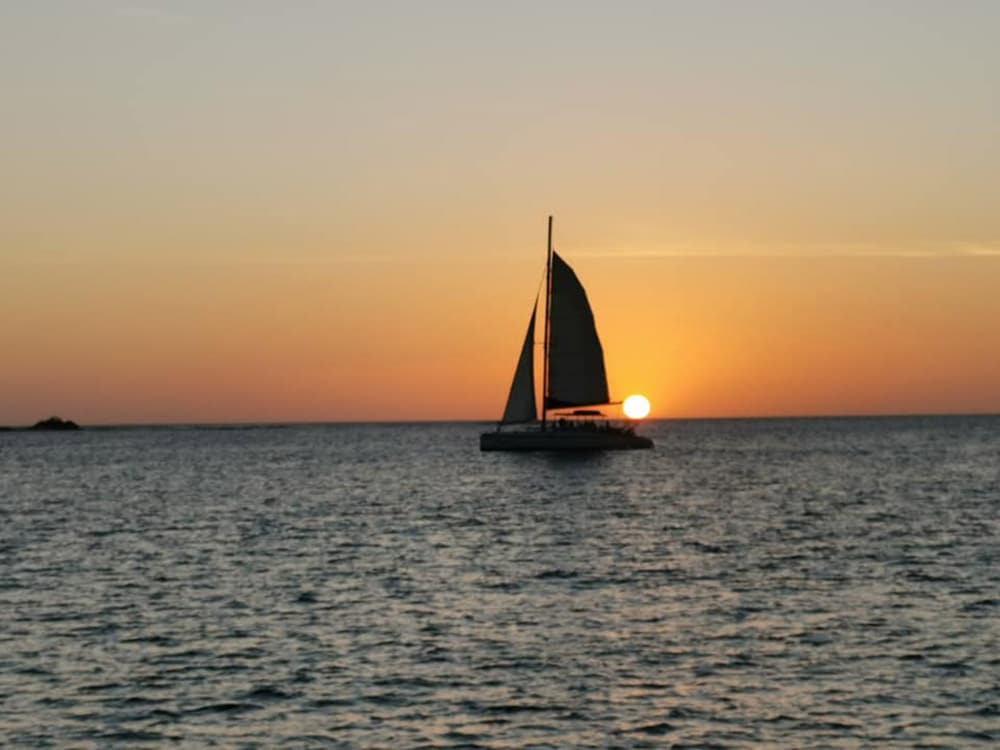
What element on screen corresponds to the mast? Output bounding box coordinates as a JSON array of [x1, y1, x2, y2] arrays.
[[542, 215, 553, 431]]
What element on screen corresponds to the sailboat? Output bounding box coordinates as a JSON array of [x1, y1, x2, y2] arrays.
[[480, 217, 653, 451]]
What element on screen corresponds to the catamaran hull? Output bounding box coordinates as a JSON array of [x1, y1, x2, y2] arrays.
[[480, 430, 653, 452]]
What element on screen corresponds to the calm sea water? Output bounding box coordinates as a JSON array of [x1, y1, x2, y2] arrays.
[[1, 417, 997, 748]]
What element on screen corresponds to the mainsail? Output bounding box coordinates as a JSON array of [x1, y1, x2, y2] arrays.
[[545, 252, 609, 408], [500, 302, 538, 423]]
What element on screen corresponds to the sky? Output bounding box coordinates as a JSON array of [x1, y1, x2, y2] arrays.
[[2, 1, 999, 424]]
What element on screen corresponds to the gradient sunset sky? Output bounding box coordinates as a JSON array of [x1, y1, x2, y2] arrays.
[[3, 1, 999, 425]]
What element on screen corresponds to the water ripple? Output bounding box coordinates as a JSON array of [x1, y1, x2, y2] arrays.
[[1, 417, 998, 747]]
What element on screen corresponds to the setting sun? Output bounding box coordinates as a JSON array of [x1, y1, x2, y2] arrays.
[[623, 394, 651, 420]]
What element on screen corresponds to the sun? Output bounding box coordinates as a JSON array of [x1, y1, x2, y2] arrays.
[[622, 394, 651, 420]]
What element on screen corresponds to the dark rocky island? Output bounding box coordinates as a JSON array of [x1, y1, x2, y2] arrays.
[[30, 416, 80, 430]]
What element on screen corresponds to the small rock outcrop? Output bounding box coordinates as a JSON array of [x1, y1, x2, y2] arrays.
[[31, 416, 80, 430]]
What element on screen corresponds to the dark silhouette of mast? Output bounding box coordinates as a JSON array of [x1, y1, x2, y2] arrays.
[[542, 215, 553, 431]]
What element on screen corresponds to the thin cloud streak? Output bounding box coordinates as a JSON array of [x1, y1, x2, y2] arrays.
[[572, 241, 1000, 259], [954, 243, 1000, 256], [4, 254, 398, 268]]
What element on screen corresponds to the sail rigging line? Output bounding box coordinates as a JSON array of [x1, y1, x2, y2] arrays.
[[542, 215, 553, 431], [495, 257, 549, 429]]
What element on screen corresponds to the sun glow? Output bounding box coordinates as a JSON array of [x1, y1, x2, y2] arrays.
[[623, 394, 651, 420]]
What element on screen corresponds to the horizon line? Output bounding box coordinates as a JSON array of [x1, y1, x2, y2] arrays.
[[4, 410, 998, 430]]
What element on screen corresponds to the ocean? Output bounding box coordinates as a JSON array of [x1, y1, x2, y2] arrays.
[[1, 416, 997, 748]]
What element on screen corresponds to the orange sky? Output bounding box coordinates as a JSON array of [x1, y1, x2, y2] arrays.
[[2, 3, 999, 424], [3, 250, 998, 425]]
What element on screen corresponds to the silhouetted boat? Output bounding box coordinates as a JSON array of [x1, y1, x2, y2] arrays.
[[481, 218, 653, 452], [31, 416, 80, 431]]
